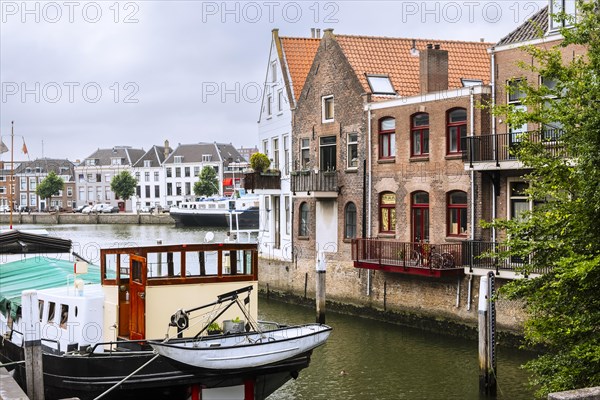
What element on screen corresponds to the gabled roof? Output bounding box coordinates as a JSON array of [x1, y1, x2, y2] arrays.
[[13, 158, 75, 177], [333, 34, 492, 97], [279, 36, 320, 102], [133, 145, 172, 168], [496, 6, 548, 47], [164, 143, 244, 165], [80, 147, 145, 167]]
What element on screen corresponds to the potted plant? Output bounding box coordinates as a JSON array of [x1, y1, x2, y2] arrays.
[[249, 152, 270, 173], [223, 317, 245, 334], [207, 322, 222, 335]]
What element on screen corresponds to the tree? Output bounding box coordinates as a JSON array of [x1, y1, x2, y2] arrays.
[[110, 171, 137, 201], [193, 166, 219, 197], [36, 171, 64, 210], [486, 2, 600, 397]]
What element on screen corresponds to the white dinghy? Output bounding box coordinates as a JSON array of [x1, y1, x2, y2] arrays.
[[150, 286, 332, 370]]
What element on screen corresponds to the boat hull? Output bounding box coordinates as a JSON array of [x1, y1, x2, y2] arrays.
[[170, 207, 259, 229], [0, 339, 311, 400], [150, 324, 332, 370]]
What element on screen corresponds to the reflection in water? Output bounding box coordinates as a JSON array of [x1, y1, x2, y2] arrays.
[[19, 224, 534, 400]]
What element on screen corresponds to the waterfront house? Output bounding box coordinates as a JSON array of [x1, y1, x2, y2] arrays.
[[75, 146, 145, 212], [131, 141, 172, 211], [248, 29, 320, 262], [463, 3, 587, 277], [13, 158, 76, 212], [163, 142, 246, 207]]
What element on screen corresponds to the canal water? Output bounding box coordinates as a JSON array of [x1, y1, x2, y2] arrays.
[[12, 224, 535, 399]]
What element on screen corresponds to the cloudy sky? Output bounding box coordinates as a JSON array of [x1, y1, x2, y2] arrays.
[[1, 0, 546, 162]]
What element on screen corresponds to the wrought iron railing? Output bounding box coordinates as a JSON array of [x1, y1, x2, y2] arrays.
[[291, 170, 338, 194], [464, 129, 564, 166]]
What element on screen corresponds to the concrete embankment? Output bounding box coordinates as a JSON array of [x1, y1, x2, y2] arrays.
[[0, 212, 175, 225], [0, 367, 27, 400]]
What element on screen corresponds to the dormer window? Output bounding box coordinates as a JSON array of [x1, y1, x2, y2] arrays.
[[461, 78, 483, 87], [322, 95, 334, 123], [25, 168, 32, 173], [144, 160, 151, 167], [550, 0, 576, 31], [201, 154, 211, 162], [366, 75, 396, 95], [111, 158, 122, 166], [86, 159, 96, 166], [174, 155, 183, 164]]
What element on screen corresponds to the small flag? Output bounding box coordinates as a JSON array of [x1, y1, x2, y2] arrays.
[[0, 139, 8, 154], [22, 139, 28, 155]]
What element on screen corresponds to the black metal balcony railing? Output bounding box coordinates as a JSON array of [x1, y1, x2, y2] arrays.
[[352, 238, 551, 276], [243, 171, 281, 191], [464, 129, 564, 166], [291, 170, 338, 194]]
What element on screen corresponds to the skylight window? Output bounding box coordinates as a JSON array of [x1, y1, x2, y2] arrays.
[[366, 75, 396, 95], [461, 78, 484, 87]]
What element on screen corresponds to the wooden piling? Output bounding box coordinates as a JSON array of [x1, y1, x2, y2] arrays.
[[478, 273, 497, 396], [316, 253, 327, 323], [22, 290, 44, 400], [304, 272, 308, 299]]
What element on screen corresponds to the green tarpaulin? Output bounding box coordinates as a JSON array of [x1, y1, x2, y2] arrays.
[[0, 257, 101, 319]]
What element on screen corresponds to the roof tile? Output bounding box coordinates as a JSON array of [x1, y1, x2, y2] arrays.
[[279, 37, 320, 101]]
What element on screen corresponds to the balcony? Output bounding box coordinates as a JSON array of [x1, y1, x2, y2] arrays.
[[243, 171, 281, 192], [352, 239, 550, 278], [464, 129, 564, 170], [291, 170, 338, 198]]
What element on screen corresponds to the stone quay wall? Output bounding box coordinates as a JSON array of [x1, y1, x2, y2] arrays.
[[0, 212, 175, 225], [258, 254, 527, 344]]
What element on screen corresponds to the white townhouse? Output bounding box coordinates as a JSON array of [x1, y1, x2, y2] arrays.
[[249, 28, 320, 261], [164, 142, 246, 207], [74, 146, 145, 212], [130, 141, 172, 211]]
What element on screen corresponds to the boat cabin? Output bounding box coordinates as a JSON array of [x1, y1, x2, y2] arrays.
[[99, 242, 259, 342]]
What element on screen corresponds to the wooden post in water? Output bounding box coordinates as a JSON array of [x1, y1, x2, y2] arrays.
[[316, 253, 326, 324], [478, 272, 497, 396], [22, 290, 44, 400]]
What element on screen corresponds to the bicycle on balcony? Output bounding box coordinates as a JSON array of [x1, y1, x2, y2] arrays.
[[409, 241, 455, 269]]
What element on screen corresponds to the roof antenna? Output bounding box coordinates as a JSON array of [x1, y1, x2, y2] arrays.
[[410, 39, 420, 57]]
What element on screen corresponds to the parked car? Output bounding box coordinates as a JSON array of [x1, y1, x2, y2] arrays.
[[17, 205, 31, 213], [73, 205, 88, 213], [102, 206, 119, 213], [0, 205, 10, 213], [89, 203, 111, 213], [139, 206, 151, 213], [81, 206, 93, 214]]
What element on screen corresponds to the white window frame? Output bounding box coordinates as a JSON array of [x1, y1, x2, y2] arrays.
[[322, 95, 334, 123], [277, 89, 284, 113], [347, 132, 358, 169]]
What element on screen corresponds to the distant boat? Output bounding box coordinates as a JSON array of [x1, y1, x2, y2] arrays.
[[169, 189, 260, 229]]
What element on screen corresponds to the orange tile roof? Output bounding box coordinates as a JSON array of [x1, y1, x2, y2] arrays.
[[335, 35, 492, 97], [279, 37, 320, 101]]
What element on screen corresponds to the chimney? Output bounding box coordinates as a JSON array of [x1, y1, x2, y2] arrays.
[[420, 43, 448, 94], [164, 139, 170, 159]]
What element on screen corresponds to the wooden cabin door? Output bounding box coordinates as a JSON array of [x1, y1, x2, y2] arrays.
[[129, 255, 147, 340]]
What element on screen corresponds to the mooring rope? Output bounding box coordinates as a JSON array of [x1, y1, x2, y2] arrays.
[[0, 360, 26, 368], [92, 353, 160, 400]]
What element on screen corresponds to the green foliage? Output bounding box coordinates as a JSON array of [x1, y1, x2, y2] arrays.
[[193, 166, 219, 197], [249, 152, 270, 173], [110, 171, 137, 201], [207, 322, 221, 332], [36, 171, 64, 205], [486, 2, 600, 397]]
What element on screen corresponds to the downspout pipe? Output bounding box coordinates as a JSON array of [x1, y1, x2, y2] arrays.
[[470, 87, 475, 240], [366, 103, 373, 296], [490, 47, 497, 244]]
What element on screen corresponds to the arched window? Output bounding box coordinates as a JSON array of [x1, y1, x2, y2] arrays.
[[411, 191, 429, 242], [379, 192, 396, 233], [447, 108, 467, 154], [447, 191, 467, 236], [411, 113, 429, 157], [378, 117, 396, 159], [299, 202, 309, 237], [344, 202, 357, 239]]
